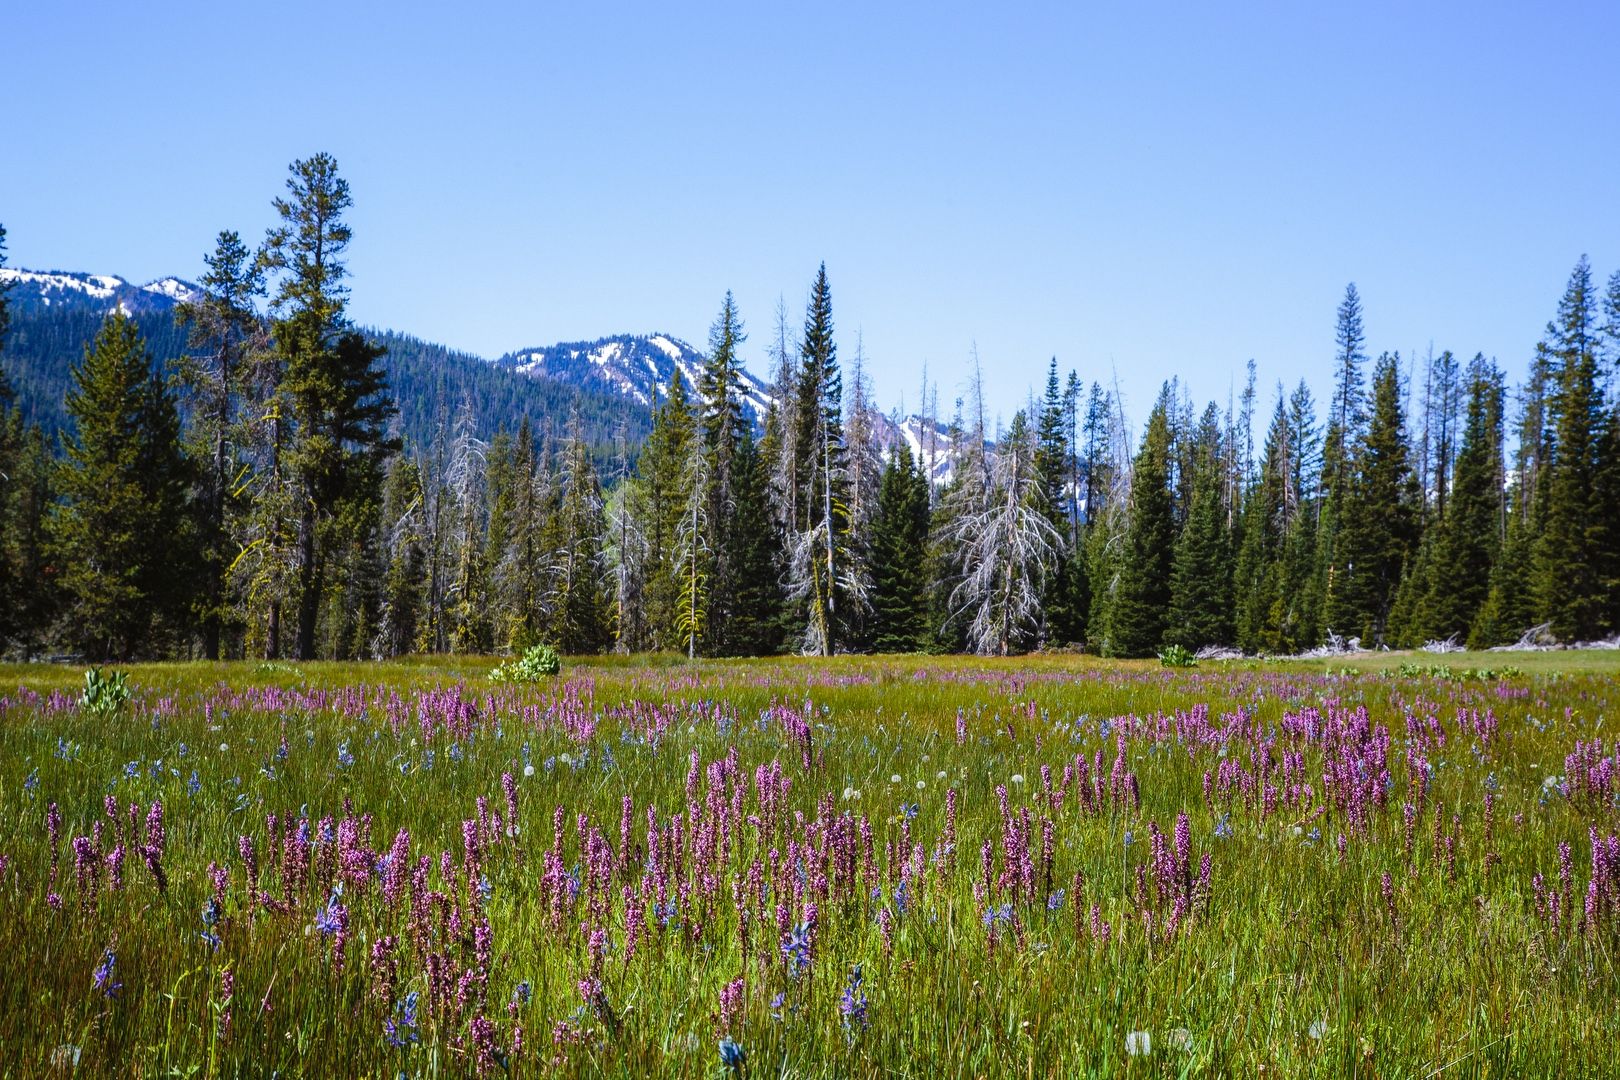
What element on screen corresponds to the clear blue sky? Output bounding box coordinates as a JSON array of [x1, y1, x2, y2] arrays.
[[5, 1, 1618, 431]]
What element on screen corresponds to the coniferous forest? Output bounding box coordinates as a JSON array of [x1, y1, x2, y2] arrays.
[[3, 155, 1620, 662]]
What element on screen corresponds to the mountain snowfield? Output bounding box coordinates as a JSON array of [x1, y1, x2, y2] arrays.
[[0, 268, 202, 314], [3, 267, 964, 480]]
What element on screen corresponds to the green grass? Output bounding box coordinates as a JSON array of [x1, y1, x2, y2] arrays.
[[0, 653, 1616, 1077]]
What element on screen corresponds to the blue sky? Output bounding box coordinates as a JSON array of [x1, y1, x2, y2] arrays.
[[5, 1, 1618, 431]]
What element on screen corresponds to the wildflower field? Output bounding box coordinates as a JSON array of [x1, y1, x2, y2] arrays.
[[2, 652, 1618, 1077]]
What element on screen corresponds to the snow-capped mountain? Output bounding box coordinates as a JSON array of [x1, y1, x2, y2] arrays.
[[6, 265, 973, 483], [0, 268, 202, 315], [497, 333, 775, 428]]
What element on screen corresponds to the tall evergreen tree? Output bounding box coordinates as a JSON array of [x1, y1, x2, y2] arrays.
[[698, 292, 748, 649], [637, 369, 697, 648], [1166, 403, 1234, 649], [869, 440, 931, 651], [1419, 356, 1504, 642], [1532, 257, 1606, 641], [787, 265, 863, 653], [260, 152, 397, 659], [553, 414, 609, 653], [714, 430, 785, 655], [1107, 389, 1175, 657], [1329, 352, 1418, 643], [51, 315, 196, 659], [1035, 358, 1082, 645], [175, 231, 265, 658]]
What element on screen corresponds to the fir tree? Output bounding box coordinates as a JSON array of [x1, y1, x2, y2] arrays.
[[377, 456, 426, 656], [714, 430, 785, 655], [637, 369, 697, 649], [698, 292, 748, 649], [869, 440, 931, 652], [553, 414, 609, 653], [1532, 257, 1606, 641], [1166, 404, 1234, 649], [1107, 389, 1175, 657], [1419, 357, 1504, 643], [1330, 353, 1419, 643], [51, 315, 196, 659], [787, 265, 863, 654], [175, 230, 265, 658], [260, 152, 398, 659], [1035, 358, 1081, 645]]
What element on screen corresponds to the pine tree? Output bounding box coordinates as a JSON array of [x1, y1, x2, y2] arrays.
[[445, 398, 490, 652], [1330, 352, 1419, 643], [638, 369, 697, 648], [377, 456, 426, 656], [51, 315, 196, 659], [1035, 358, 1081, 645], [1532, 257, 1606, 640], [869, 440, 931, 651], [1166, 403, 1234, 649], [1598, 269, 1620, 629], [1107, 389, 1176, 657], [1417, 356, 1505, 643], [1234, 393, 1290, 652], [1317, 283, 1368, 632], [175, 231, 265, 658], [553, 414, 609, 653], [715, 430, 785, 655], [787, 265, 864, 653], [261, 153, 398, 659], [698, 292, 748, 649]]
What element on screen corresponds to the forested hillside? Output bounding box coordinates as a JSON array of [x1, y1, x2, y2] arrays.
[[3, 155, 1619, 662]]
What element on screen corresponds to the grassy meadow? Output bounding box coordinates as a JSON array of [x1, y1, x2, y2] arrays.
[[1, 651, 1618, 1077]]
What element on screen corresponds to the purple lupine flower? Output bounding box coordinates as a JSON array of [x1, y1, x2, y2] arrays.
[[719, 976, 745, 1033]]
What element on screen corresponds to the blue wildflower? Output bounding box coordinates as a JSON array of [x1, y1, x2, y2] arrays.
[[512, 981, 532, 1006], [92, 950, 121, 999], [23, 768, 38, 797], [384, 991, 421, 1048], [838, 964, 868, 1031], [123, 761, 140, 780], [336, 741, 354, 769], [782, 923, 812, 977], [187, 771, 201, 797], [1214, 813, 1232, 839], [719, 1036, 746, 1070], [1047, 888, 1066, 912], [900, 801, 919, 821]]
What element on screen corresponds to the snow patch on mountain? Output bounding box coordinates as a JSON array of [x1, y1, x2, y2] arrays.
[[1, 268, 203, 315]]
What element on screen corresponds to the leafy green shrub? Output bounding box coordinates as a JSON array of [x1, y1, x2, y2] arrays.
[[490, 644, 561, 683], [1157, 644, 1198, 668], [79, 667, 131, 718]]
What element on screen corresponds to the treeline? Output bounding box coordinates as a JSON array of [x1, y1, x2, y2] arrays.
[[2, 159, 1619, 659]]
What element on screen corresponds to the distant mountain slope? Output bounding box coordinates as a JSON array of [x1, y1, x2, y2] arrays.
[[1, 266, 972, 479], [0, 267, 646, 457], [2, 268, 203, 316], [497, 333, 773, 427]]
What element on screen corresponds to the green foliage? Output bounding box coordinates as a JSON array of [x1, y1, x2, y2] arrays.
[[1106, 391, 1174, 657], [51, 314, 197, 660], [77, 666, 131, 717], [1156, 643, 1198, 668], [488, 643, 561, 681]]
